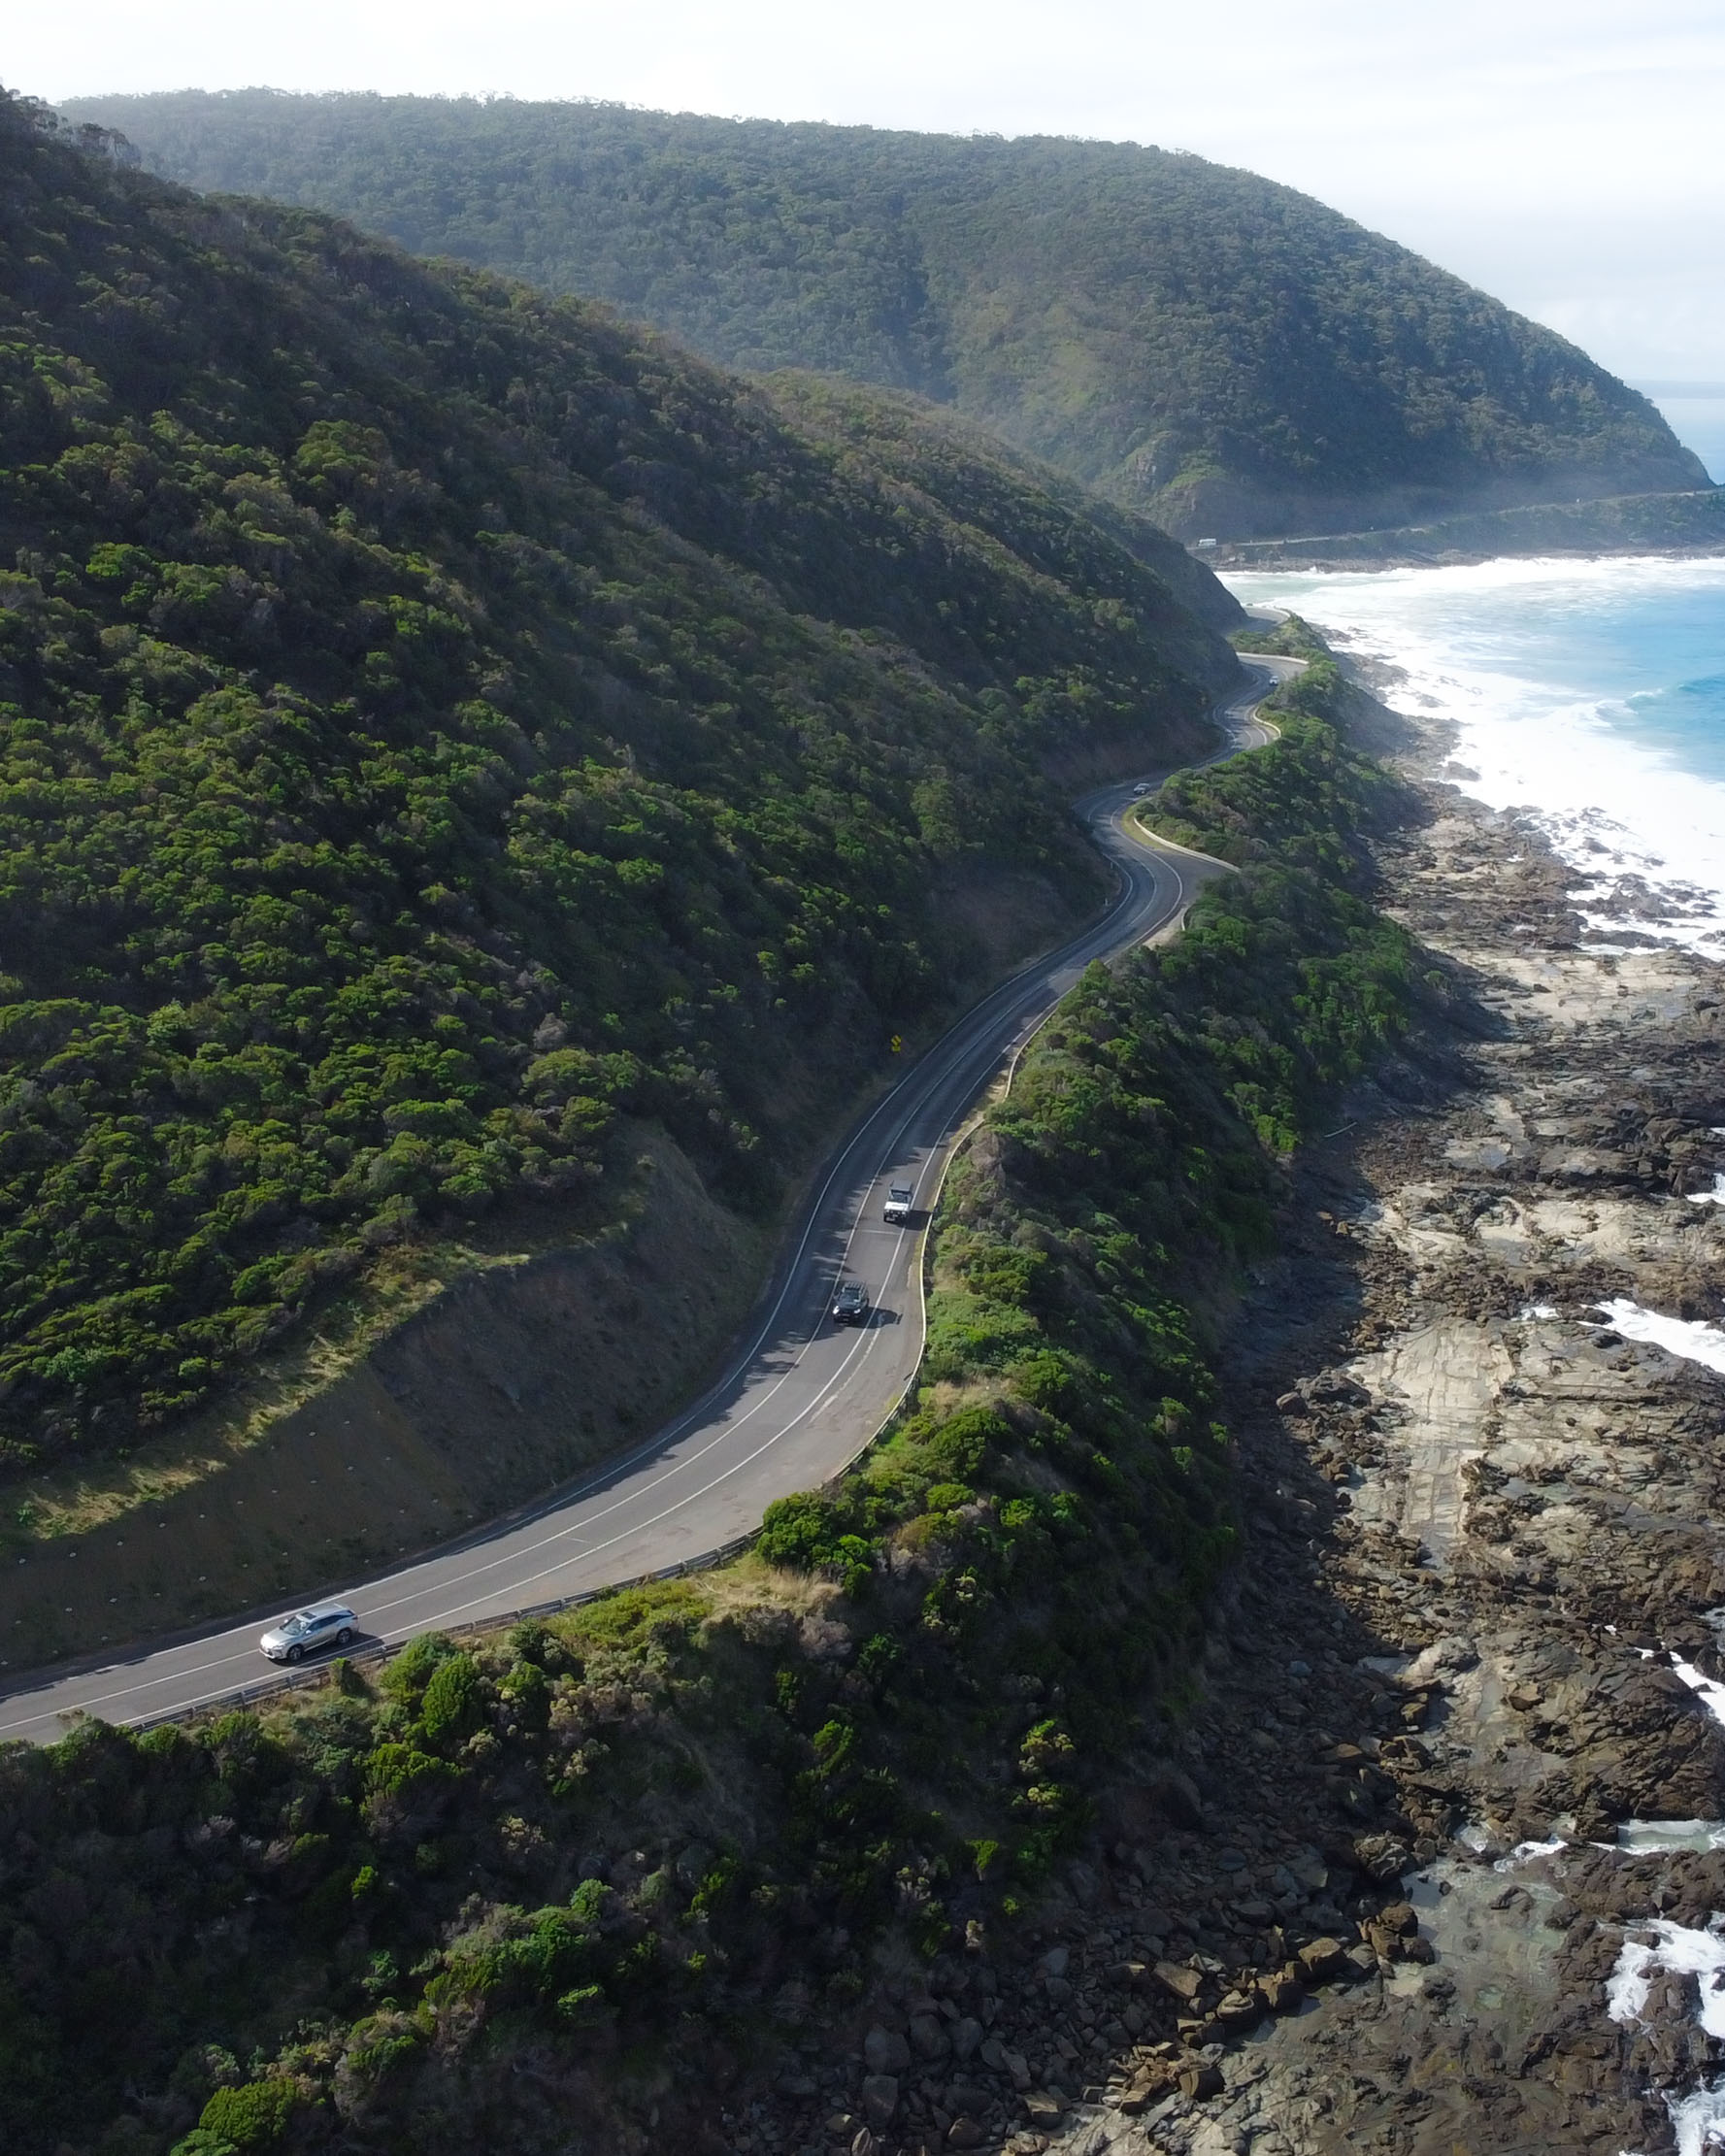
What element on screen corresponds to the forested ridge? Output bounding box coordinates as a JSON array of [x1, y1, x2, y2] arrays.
[[56, 89, 1711, 539], [0, 91, 1238, 1477], [0, 645, 1428, 2156]]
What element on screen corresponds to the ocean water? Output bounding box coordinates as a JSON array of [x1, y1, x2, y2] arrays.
[[1223, 555, 1725, 957]]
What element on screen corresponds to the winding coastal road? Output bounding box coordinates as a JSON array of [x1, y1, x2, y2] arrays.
[[0, 658, 1298, 1742]]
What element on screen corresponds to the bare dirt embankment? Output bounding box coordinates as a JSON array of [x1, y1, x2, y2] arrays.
[[0, 839, 1097, 1675], [0, 1127, 764, 1670]]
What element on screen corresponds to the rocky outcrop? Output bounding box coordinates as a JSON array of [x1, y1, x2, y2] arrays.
[[1038, 720, 1725, 2152], [846, 708, 1725, 2156]]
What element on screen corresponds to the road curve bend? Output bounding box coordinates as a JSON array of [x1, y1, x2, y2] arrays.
[[0, 658, 1301, 1741]]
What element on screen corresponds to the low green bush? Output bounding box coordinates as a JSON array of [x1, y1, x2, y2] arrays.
[[419, 1652, 484, 1747], [188, 2079, 292, 2152]]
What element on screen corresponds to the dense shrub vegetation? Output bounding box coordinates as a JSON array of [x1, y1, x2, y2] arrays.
[[57, 90, 1709, 537], [0, 92, 1238, 1471], [0, 656, 1425, 2156]]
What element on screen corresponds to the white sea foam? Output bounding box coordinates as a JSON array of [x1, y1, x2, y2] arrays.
[[1595, 1299, 1725, 1377], [1459, 1814, 1725, 2144], [1614, 1821, 1725, 1856], [1493, 1834, 1568, 1871], [1669, 2083, 1725, 2156], [1226, 555, 1725, 960], [1688, 1176, 1725, 1208], [1608, 1918, 1725, 2039], [1672, 1657, 1725, 1733]]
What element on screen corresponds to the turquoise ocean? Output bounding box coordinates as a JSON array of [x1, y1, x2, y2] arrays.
[[1222, 554, 1725, 959]]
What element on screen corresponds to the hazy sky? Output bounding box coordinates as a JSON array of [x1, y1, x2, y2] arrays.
[[12, 0, 1724, 382]]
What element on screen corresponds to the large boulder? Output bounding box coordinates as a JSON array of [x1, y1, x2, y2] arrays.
[[1153, 1960, 1204, 2004], [861, 2073, 899, 2129], [908, 2012, 948, 2061], [864, 2026, 911, 2076], [1297, 1936, 1347, 1980]]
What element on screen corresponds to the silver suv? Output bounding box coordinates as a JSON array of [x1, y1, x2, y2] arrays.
[[259, 1602, 357, 1663]]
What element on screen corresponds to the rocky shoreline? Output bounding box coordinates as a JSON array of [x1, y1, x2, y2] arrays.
[[1026, 681, 1725, 2155], [736, 673, 1725, 2156]]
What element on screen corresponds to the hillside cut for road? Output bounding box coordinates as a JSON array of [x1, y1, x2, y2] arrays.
[[57, 90, 1713, 540], [0, 89, 1239, 1555], [0, 646, 1430, 2156]]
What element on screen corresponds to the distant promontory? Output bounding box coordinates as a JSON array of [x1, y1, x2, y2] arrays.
[[56, 91, 1715, 541]]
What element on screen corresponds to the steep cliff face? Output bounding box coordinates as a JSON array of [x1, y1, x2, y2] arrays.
[[58, 90, 1713, 538]]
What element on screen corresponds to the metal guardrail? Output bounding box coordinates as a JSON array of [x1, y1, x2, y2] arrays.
[[126, 1532, 763, 1734]]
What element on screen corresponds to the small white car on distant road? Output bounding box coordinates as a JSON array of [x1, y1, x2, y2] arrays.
[[259, 1602, 357, 1663], [882, 1183, 914, 1223], [1131, 782, 1152, 796]]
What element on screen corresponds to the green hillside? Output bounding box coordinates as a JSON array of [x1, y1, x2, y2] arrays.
[[0, 651, 1420, 2156], [0, 91, 1237, 1477], [55, 90, 1712, 539]]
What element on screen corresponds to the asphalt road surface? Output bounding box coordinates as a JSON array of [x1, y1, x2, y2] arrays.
[[0, 659, 1298, 1742]]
